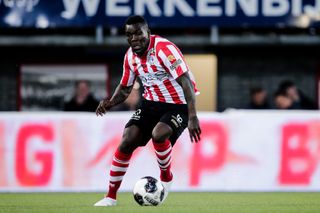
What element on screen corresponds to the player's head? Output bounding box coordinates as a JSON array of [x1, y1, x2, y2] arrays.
[[125, 15, 150, 55]]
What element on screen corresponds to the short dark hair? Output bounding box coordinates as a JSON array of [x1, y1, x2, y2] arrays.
[[274, 89, 286, 98], [278, 80, 295, 92], [75, 80, 90, 88], [125, 15, 147, 26], [250, 87, 264, 96]]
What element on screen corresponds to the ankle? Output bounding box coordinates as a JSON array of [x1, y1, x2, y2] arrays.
[[107, 185, 118, 200], [105, 196, 117, 201], [106, 193, 117, 200], [160, 171, 173, 182]]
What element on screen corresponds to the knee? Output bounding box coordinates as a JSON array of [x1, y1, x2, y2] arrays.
[[152, 128, 172, 143], [152, 132, 166, 143], [118, 126, 141, 153], [118, 138, 136, 154]]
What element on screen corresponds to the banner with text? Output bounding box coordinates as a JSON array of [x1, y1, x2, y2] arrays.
[[0, 0, 320, 28], [1, 110, 320, 192]]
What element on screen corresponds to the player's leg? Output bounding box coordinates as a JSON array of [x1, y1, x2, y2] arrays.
[[152, 109, 188, 201], [95, 101, 155, 206], [94, 125, 144, 206], [152, 109, 188, 180], [151, 122, 174, 182], [107, 125, 143, 199], [151, 122, 174, 202]]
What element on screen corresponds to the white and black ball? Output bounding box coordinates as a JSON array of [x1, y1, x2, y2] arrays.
[[133, 176, 165, 206]]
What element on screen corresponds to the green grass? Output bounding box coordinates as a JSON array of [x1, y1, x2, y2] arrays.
[[0, 192, 320, 213]]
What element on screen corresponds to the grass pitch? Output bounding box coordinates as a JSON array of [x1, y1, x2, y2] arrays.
[[0, 192, 320, 213]]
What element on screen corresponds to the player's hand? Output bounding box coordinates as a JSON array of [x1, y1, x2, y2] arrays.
[[96, 99, 112, 116], [188, 116, 201, 143]]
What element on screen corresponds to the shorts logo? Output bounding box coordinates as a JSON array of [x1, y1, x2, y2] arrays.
[[131, 109, 141, 120], [171, 114, 183, 128]]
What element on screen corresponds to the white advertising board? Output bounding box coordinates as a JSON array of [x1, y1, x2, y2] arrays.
[[1, 110, 320, 192]]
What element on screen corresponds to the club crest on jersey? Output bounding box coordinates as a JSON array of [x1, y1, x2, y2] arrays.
[[130, 59, 137, 67], [147, 48, 156, 64]]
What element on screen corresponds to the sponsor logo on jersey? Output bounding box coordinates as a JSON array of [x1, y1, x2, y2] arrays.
[[154, 71, 169, 81], [170, 59, 182, 70], [140, 71, 169, 85]]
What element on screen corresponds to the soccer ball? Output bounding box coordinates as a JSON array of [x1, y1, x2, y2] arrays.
[[133, 176, 165, 206]]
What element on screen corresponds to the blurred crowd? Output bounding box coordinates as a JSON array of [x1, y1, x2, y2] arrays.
[[247, 80, 317, 110], [62, 79, 318, 112], [63, 80, 141, 112]]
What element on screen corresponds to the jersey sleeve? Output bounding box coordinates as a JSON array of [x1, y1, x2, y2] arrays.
[[157, 42, 189, 79], [120, 51, 136, 87]]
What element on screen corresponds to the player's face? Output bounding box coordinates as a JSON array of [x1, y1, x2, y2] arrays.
[[125, 23, 150, 55]]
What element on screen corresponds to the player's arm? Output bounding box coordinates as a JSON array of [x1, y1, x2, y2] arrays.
[[96, 84, 133, 116], [96, 49, 136, 116], [176, 73, 201, 142]]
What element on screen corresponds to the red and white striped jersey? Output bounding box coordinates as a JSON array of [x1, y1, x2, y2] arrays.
[[120, 35, 199, 104]]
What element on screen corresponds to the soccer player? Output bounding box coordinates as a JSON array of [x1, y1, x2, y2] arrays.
[[94, 15, 201, 206]]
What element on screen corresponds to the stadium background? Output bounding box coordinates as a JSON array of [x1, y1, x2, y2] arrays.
[[1, 0, 320, 208], [0, 0, 319, 112]]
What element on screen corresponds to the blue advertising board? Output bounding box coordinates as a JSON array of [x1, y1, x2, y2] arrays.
[[0, 0, 319, 28]]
